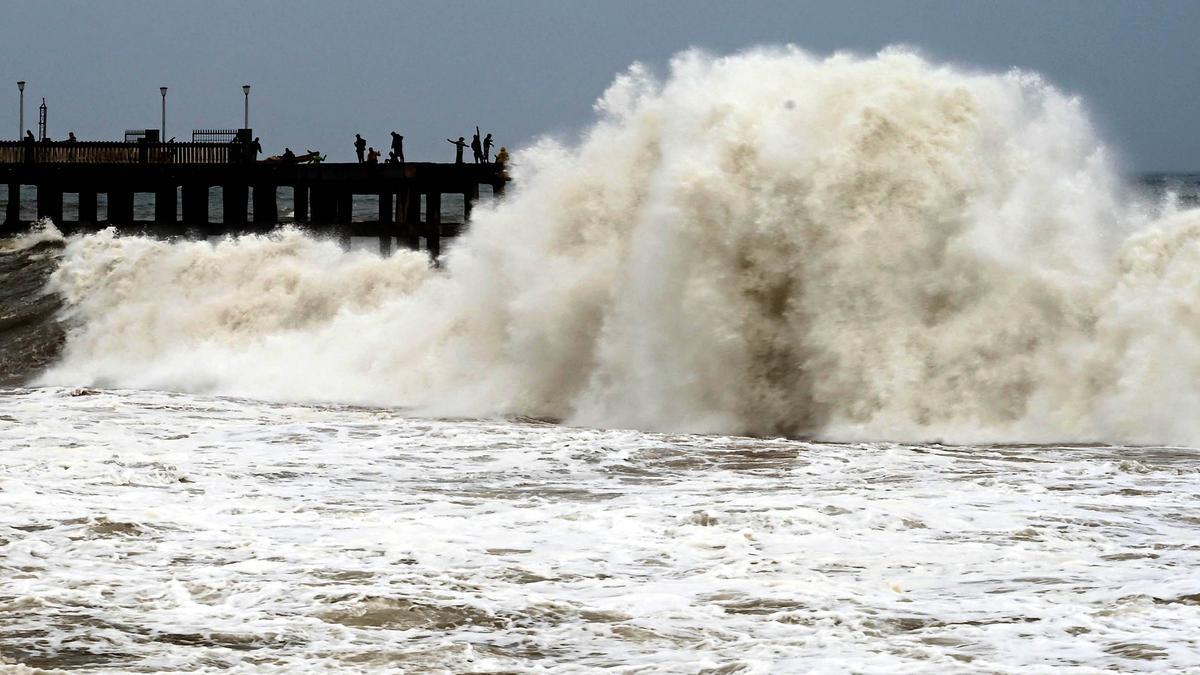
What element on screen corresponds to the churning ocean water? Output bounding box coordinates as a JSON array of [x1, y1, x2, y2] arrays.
[[4, 47, 1200, 672]]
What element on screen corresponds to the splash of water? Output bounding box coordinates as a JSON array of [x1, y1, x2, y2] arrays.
[[33, 46, 1200, 443]]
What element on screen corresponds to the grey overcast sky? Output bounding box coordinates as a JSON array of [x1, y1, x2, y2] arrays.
[[2, 1, 1198, 170]]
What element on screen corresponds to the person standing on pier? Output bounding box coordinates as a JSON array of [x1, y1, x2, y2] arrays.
[[447, 136, 468, 164], [354, 133, 367, 163], [390, 132, 404, 164], [483, 133, 493, 162], [471, 128, 483, 163], [252, 136, 263, 158], [495, 146, 509, 176]]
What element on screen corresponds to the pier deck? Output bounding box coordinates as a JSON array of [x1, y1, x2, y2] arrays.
[[0, 138, 508, 257]]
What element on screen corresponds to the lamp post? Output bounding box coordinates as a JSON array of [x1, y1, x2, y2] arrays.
[[160, 86, 167, 139], [17, 81, 24, 139], [242, 84, 250, 130]]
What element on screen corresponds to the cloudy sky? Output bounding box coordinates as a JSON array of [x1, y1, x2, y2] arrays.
[[3, 1, 1197, 170]]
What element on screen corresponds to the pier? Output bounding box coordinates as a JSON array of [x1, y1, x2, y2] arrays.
[[0, 131, 508, 257]]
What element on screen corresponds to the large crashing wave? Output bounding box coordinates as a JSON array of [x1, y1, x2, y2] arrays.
[[33, 47, 1200, 443]]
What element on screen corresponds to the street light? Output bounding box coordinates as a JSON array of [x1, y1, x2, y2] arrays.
[[242, 84, 250, 130], [160, 86, 168, 139], [17, 81, 24, 139]]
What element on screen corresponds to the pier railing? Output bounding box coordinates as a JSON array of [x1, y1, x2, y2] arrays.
[[0, 140, 245, 165]]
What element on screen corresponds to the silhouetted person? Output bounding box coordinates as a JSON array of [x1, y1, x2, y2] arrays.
[[354, 133, 367, 163], [282, 147, 296, 160], [483, 133, 493, 162], [24, 130, 34, 141], [66, 132, 77, 142], [390, 132, 405, 163], [447, 136, 468, 164], [495, 146, 509, 175], [252, 136, 263, 157], [471, 128, 483, 164], [366, 147, 380, 164]]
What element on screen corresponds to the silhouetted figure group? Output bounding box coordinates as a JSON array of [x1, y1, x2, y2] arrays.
[[350, 130, 499, 165], [354, 132, 406, 164], [446, 127, 496, 164]]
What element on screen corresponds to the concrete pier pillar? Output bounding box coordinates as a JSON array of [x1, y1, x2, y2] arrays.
[[155, 186, 177, 225], [464, 183, 479, 222], [252, 184, 278, 228], [107, 191, 134, 225], [396, 188, 419, 251], [78, 191, 98, 224], [377, 190, 394, 256], [294, 184, 308, 222], [308, 187, 324, 224], [379, 191, 393, 224], [223, 183, 248, 228], [181, 184, 209, 226], [336, 191, 352, 225], [426, 191, 441, 259], [493, 180, 506, 198], [37, 184, 63, 224], [5, 184, 21, 227], [310, 186, 334, 224]]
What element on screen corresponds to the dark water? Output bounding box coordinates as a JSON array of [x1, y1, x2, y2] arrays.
[[0, 240, 63, 386]]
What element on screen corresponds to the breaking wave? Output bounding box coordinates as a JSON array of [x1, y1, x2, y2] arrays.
[[25, 46, 1200, 443]]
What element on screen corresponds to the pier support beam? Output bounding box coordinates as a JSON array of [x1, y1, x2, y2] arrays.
[[252, 184, 278, 228], [5, 184, 20, 227], [310, 186, 335, 224], [379, 191, 393, 224], [426, 191, 441, 259], [464, 183, 479, 222], [181, 185, 209, 227], [107, 190, 134, 225], [294, 184, 308, 223], [155, 186, 177, 226], [78, 190, 97, 225], [397, 188, 420, 251], [37, 184, 63, 224], [377, 190, 394, 256], [223, 183, 248, 229]]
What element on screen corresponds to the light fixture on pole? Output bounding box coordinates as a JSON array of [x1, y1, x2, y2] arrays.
[[242, 85, 250, 130], [160, 86, 168, 139], [17, 81, 25, 139]]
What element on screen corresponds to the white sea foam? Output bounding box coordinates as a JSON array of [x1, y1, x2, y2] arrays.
[[0, 219, 64, 252], [32, 46, 1200, 443], [2, 388, 1199, 672]]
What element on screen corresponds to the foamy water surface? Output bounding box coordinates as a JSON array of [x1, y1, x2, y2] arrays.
[[2, 387, 1199, 673]]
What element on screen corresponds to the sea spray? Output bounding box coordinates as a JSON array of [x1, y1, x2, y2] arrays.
[[33, 46, 1200, 442]]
